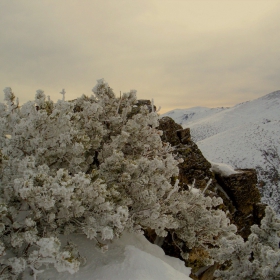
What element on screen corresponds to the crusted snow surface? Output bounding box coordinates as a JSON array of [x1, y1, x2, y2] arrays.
[[23, 232, 191, 280]]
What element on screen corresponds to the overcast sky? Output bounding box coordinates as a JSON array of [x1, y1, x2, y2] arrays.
[[1, 0, 280, 113]]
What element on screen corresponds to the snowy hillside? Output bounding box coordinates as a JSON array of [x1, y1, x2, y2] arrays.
[[162, 90, 280, 213], [164, 106, 228, 128]]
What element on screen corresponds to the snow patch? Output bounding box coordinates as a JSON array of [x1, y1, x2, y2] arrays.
[[210, 162, 240, 177], [23, 232, 191, 280]]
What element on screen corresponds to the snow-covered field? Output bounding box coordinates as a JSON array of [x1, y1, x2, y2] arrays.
[[162, 90, 280, 213], [23, 232, 191, 280]]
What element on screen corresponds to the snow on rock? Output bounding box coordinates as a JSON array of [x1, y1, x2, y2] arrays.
[[23, 232, 191, 280], [210, 162, 240, 177]]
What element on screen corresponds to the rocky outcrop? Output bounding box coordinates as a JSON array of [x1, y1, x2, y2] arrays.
[[157, 116, 266, 279], [159, 117, 216, 191], [158, 116, 182, 146], [215, 169, 266, 239], [158, 116, 266, 238], [129, 103, 267, 279]]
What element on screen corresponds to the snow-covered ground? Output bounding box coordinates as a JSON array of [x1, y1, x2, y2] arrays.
[[23, 232, 191, 280], [162, 90, 280, 213]]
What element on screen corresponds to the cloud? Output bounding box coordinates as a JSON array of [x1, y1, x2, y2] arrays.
[[0, 0, 280, 112]]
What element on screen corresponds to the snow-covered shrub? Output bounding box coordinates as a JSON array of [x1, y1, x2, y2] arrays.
[[171, 185, 237, 266], [214, 206, 280, 280], [0, 79, 249, 278]]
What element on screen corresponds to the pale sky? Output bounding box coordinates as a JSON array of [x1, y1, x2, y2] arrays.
[[1, 0, 280, 113]]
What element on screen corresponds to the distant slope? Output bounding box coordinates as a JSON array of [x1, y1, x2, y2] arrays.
[[162, 91, 280, 214], [162, 106, 228, 128]]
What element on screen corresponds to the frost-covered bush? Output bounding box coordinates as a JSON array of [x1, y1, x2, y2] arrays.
[[256, 144, 280, 215], [166, 182, 238, 266], [214, 206, 280, 280], [0, 79, 241, 278]]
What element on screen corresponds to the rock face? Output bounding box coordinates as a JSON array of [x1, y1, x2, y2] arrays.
[[158, 116, 182, 146], [215, 169, 266, 239], [159, 117, 215, 191]]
